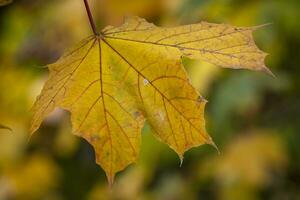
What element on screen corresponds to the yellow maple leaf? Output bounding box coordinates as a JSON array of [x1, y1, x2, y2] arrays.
[[30, 16, 270, 184]]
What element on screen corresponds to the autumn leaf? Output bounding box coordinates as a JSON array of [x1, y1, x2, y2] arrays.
[[0, 0, 12, 6], [30, 16, 270, 184]]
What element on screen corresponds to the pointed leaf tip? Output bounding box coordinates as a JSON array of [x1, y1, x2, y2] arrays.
[[179, 155, 184, 167], [106, 172, 115, 187], [261, 66, 276, 78], [208, 140, 220, 155]]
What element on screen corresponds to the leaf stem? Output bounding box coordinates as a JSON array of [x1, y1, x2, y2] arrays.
[[83, 0, 98, 35]]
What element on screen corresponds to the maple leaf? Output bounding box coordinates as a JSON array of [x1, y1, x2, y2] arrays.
[[30, 16, 271, 184]]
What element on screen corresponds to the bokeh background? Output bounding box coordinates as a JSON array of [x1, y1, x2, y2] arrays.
[[0, 0, 299, 199]]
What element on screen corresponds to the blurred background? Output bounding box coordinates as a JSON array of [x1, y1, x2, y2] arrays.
[[0, 0, 299, 199]]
